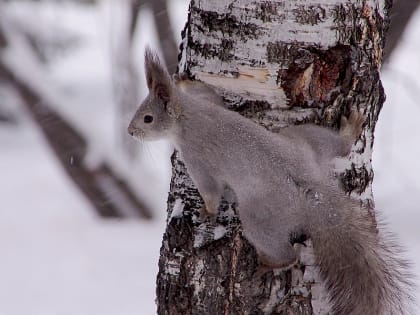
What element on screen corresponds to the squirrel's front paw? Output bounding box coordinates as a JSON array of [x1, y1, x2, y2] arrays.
[[340, 110, 366, 140], [200, 196, 220, 216], [198, 205, 218, 222]]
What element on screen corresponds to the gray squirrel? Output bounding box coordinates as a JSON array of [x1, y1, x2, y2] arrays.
[[128, 49, 412, 315]]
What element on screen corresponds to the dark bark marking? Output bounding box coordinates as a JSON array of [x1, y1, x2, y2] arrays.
[[267, 41, 308, 64], [331, 3, 363, 45], [267, 41, 323, 66], [235, 100, 271, 119], [339, 163, 372, 195], [189, 38, 234, 62], [191, 7, 260, 40], [256, 2, 284, 23], [293, 5, 326, 25]]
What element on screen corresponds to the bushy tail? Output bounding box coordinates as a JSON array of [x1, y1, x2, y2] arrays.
[[312, 202, 413, 315]]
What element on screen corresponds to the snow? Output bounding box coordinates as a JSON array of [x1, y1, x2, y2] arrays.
[[0, 1, 419, 314], [0, 1, 186, 314], [2, 0, 174, 216], [373, 8, 420, 314], [170, 199, 184, 220], [213, 225, 227, 240], [0, 84, 165, 315]]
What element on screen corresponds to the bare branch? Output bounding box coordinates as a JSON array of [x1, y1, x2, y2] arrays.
[[149, 0, 178, 74], [0, 61, 153, 220], [0, 24, 7, 48], [384, 0, 420, 62]]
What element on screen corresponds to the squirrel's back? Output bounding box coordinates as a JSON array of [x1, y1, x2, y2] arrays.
[[174, 90, 324, 187]]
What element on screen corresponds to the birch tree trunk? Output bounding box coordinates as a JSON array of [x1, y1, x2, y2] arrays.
[[156, 0, 391, 313]]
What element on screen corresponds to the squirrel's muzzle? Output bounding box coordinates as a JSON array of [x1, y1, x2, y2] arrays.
[[127, 123, 138, 137]]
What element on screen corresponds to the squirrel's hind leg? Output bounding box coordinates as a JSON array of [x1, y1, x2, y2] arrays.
[[242, 223, 298, 269], [339, 110, 365, 150], [257, 242, 298, 270]]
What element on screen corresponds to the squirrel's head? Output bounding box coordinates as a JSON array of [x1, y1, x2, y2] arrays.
[[128, 48, 179, 141]]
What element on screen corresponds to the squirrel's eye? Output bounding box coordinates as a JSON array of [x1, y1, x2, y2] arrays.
[[144, 115, 154, 123]]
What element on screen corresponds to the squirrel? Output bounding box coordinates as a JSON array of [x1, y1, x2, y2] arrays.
[[128, 49, 412, 315]]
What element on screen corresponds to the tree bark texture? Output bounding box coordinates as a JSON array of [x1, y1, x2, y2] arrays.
[[157, 0, 391, 314]]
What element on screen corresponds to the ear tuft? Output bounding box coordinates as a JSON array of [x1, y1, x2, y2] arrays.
[[144, 47, 173, 101], [144, 47, 159, 89], [155, 84, 170, 102]]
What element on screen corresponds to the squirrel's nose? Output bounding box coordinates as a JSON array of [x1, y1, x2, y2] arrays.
[[127, 124, 136, 136]]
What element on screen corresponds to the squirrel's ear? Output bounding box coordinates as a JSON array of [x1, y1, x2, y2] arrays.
[[144, 47, 173, 102]]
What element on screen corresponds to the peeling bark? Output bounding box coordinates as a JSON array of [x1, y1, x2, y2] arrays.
[[157, 0, 391, 314]]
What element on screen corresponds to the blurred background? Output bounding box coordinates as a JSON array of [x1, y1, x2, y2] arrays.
[[0, 0, 419, 314]]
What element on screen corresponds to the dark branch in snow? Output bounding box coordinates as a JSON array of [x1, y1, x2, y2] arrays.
[[149, 0, 179, 74], [0, 61, 153, 220], [113, 0, 178, 158], [0, 26, 7, 48], [132, 0, 178, 74], [384, 0, 420, 62]]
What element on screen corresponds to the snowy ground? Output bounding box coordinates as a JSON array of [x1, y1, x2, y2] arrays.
[[0, 1, 419, 314]]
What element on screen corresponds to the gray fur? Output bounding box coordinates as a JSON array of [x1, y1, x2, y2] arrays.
[[174, 73, 225, 107], [128, 49, 413, 315]]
